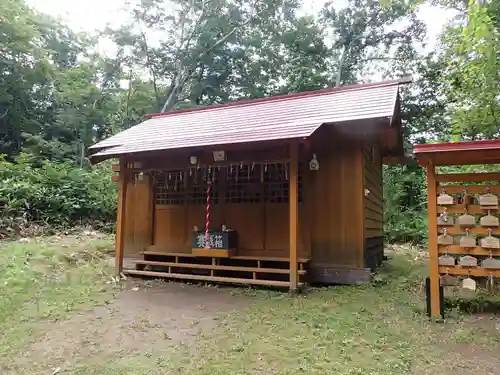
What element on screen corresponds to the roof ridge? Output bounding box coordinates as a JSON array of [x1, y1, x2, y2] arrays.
[[145, 79, 402, 120]]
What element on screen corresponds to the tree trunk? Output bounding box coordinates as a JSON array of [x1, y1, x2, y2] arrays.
[[335, 47, 349, 88]]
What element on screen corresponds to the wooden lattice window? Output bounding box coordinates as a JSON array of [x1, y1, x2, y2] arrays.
[[188, 168, 220, 204], [264, 163, 302, 203], [153, 171, 185, 205], [226, 164, 262, 203]]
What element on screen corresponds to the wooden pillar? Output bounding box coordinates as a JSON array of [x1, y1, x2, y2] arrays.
[[115, 158, 128, 276], [289, 140, 299, 291], [426, 164, 441, 318]]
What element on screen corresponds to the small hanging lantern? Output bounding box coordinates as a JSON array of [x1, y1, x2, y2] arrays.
[[190, 156, 198, 165], [309, 154, 320, 171]]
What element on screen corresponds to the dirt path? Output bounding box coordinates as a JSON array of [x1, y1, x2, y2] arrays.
[[24, 281, 252, 372]]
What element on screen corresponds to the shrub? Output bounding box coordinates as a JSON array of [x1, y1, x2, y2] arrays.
[[383, 163, 427, 244], [0, 154, 116, 237]]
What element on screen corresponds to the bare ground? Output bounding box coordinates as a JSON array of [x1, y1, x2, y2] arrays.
[[20, 281, 500, 375], [3, 238, 500, 374], [22, 280, 252, 373]]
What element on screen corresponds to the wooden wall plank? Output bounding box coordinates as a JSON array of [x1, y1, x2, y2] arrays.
[[363, 143, 384, 240], [225, 204, 263, 251], [123, 174, 136, 255], [122, 174, 154, 256], [115, 158, 128, 275], [154, 206, 187, 252], [365, 197, 383, 214], [307, 128, 364, 268]]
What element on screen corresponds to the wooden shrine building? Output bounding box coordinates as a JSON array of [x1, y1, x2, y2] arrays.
[[89, 79, 406, 290], [414, 140, 500, 318]]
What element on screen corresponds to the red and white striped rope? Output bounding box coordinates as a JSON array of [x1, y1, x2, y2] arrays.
[[205, 178, 211, 249]]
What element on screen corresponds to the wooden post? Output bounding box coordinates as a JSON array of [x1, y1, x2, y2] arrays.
[[115, 158, 128, 276], [426, 164, 441, 318], [289, 140, 299, 291]]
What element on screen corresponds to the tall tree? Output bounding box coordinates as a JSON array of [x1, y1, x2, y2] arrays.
[[0, 0, 51, 157], [320, 0, 426, 87], [106, 0, 329, 111], [439, 0, 500, 139]]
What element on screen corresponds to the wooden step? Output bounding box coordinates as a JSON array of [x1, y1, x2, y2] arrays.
[[134, 260, 307, 275], [123, 269, 304, 288], [141, 250, 310, 264]]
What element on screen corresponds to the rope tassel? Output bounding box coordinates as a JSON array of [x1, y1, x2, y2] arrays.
[[205, 179, 211, 249]]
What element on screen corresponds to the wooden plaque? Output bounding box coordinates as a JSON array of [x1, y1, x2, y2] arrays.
[[481, 236, 500, 249], [480, 214, 499, 227], [459, 255, 478, 267], [459, 235, 477, 248], [479, 193, 498, 209], [440, 274, 459, 286], [438, 255, 456, 266], [437, 214, 454, 226], [191, 230, 238, 250], [462, 277, 477, 291], [481, 257, 500, 269], [437, 193, 454, 206], [457, 213, 475, 227], [438, 233, 454, 246]]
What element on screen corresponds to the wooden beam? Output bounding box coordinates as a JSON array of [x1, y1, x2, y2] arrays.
[[437, 205, 498, 215], [438, 245, 496, 256], [141, 249, 312, 263], [115, 158, 128, 276], [436, 172, 500, 183], [123, 269, 305, 288], [438, 266, 500, 277], [427, 164, 441, 318], [134, 260, 307, 275], [440, 184, 500, 194], [438, 227, 500, 235], [289, 140, 299, 291]]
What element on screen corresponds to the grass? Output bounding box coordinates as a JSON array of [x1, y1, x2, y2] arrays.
[[0, 233, 118, 374], [167, 250, 500, 375], [1, 239, 500, 375]]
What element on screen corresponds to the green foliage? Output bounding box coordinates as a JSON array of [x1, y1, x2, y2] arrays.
[[1, 0, 498, 242], [0, 154, 116, 235], [383, 164, 427, 243], [434, 0, 500, 140]]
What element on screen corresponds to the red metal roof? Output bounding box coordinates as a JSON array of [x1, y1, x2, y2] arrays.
[[414, 140, 500, 166], [414, 140, 500, 154], [90, 80, 402, 159]]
